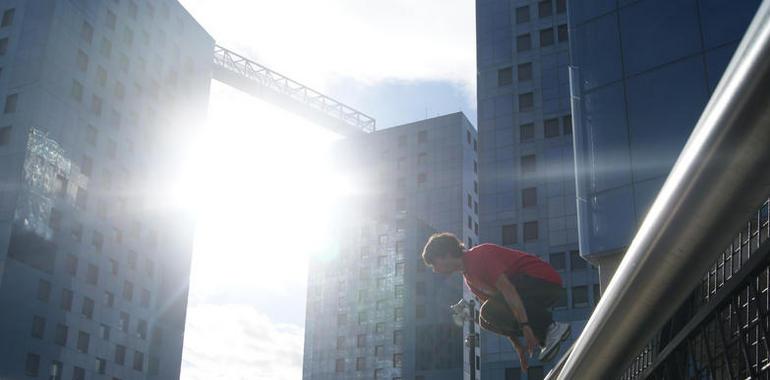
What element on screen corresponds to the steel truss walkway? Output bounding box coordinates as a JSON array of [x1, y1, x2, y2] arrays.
[[212, 45, 375, 136]]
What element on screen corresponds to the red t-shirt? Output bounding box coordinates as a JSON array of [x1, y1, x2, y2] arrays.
[[461, 243, 562, 301]]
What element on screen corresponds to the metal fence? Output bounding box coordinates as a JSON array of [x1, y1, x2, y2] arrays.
[[621, 199, 770, 379]]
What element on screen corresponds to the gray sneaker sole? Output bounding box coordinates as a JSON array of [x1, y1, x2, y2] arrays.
[[538, 324, 571, 362]]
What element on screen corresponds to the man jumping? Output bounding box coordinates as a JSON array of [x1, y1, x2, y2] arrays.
[[421, 232, 570, 370]]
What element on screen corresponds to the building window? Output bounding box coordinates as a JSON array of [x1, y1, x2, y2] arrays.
[[133, 351, 144, 371], [375, 345, 384, 357], [417, 173, 427, 184], [0, 37, 8, 55], [1, 8, 15, 27], [25, 353, 41, 377], [544, 118, 560, 138], [337, 313, 347, 326], [374, 369, 385, 379], [393, 330, 403, 345], [86, 264, 98, 285], [81, 297, 94, 319], [394, 307, 403, 322], [395, 284, 405, 299], [356, 357, 366, 371], [516, 33, 532, 52], [540, 28, 555, 47], [515, 6, 529, 23], [563, 114, 573, 135], [474, 160, 478, 173], [90, 95, 102, 115], [557, 0, 567, 13], [335, 359, 345, 373], [106, 10, 116, 30], [123, 280, 134, 301], [594, 284, 602, 304], [4, 93, 18, 113], [502, 224, 518, 245], [357, 334, 366, 347], [416, 304, 426, 319], [520, 123, 535, 142], [138, 319, 148, 339], [104, 291, 114, 307], [393, 353, 403, 368], [418, 130, 427, 143], [521, 154, 536, 174], [570, 250, 588, 270], [336, 336, 345, 350], [96, 66, 107, 86], [529, 366, 545, 380], [115, 344, 126, 365], [376, 323, 385, 334], [467, 193, 472, 208], [36, 279, 51, 303], [522, 187, 537, 208], [573, 286, 589, 308], [505, 368, 521, 380], [523, 221, 539, 241], [99, 37, 112, 58], [558, 24, 569, 42], [519, 92, 534, 112], [418, 152, 428, 164], [76, 331, 90, 353], [76, 50, 89, 72], [60, 289, 73, 311], [517, 62, 532, 82], [100, 324, 110, 340], [0, 125, 10, 145], [549, 252, 566, 271], [119, 312, 130, 332], [468, 215, 472, 229], [54, 324, 68, 346], [31, 316, 45, 339], [72, 367, 85, 380], [81, 21, 93, 44], [538, 0, 553, 17], [96, 358, 107, 374], [498, 67, 513, 86]]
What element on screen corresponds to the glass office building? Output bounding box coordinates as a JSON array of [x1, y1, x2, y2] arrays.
[[0, 1, 213, 379], [475, 0, 600, 378], [303, 113, 480, 380], [568, 0, 762, 285]]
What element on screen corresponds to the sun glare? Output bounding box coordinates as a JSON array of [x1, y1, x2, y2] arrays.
[[175, 82, 350, 296]]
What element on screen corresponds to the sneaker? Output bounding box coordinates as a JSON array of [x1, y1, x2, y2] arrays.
[[537, 322, 571, 362]]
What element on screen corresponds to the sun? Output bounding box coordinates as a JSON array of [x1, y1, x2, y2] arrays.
[[172, 81, 355, 295]]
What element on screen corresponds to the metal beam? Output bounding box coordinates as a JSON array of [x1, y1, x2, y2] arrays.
[[212, 45, 375, 137], [554, 1, 770, 378]]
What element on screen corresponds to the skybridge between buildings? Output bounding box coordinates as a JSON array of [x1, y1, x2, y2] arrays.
[[212, 45, 375, 137]]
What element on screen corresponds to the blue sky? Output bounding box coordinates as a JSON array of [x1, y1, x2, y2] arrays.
[[176, 1, 476, 378]]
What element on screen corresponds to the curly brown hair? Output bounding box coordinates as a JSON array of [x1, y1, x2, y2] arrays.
[[421, 232, 465, 268]]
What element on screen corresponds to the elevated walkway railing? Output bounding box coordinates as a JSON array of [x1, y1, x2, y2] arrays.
[[550, 1, 770, 378]]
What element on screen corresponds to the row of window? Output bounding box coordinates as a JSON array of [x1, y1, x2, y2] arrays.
[[36, 279, 156, 340], [516, 24, 568, 53], [335, 354, 403, 373], [515, 0, 567, 24], [24, 349, 159, 379], [502, 222, 539, 244], [337, 331, 403, 351]]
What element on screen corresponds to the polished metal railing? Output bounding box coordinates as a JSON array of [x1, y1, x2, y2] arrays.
[[550, 1, 770, 378]]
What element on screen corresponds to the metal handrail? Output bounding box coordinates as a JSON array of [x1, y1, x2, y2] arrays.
[[552, 1, 770, 378], [212, 45, 376, 134]]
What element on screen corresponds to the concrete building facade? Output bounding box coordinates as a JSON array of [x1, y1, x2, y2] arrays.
[[0, 1, 212, 379], [303, 113, 481, 380], [568, 0, 762, 286], [475, 0, 599, 378]]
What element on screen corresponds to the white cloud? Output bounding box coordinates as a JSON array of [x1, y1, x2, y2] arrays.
[[182, 303, 304, 380], [178, 0, 476, 95]]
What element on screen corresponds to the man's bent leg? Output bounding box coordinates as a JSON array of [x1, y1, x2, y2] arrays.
[[479, 296, 522, 337], [509, 275, 564, 343]]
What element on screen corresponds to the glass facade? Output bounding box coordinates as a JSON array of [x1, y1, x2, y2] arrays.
[[0, 1, 213, 379], [302, 113, 479, 380], [476, 0, 599, 378], [569, 0, 762, 260]]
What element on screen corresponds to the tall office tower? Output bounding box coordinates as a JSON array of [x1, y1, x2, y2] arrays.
[[0, 1, 213, 379], [303, 112, 480, 380], [568, 0, 761, 287], [475, 0, 599, 378]]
